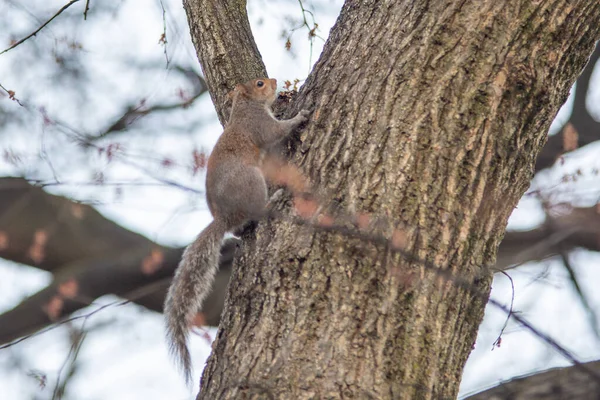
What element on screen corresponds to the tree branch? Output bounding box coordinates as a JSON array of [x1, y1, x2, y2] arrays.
[[535, 41, 600, 172], [182, 0, 267, 124], [0, 0, 82, 56], [92, 66, 208, 140], [0, 177, 237, 344], [496, 206, 600, 270], [465, 360, 600, 399]]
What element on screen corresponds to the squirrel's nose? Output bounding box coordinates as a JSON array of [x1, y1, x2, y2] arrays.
[[270, 79, 277, 90]]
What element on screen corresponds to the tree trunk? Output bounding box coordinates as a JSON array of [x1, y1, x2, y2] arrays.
[[182, 0, 267, 124], [182, 0, 600, 398]]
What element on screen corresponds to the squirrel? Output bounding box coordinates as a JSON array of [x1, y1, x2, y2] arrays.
[[164, 77, 310, 384]]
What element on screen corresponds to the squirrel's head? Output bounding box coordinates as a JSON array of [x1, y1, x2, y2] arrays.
[[229, 78, 278, 106]]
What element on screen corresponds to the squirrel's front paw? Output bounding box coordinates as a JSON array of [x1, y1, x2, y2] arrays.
[[298, 109, 311, 120], [293, 109, 311, 125]]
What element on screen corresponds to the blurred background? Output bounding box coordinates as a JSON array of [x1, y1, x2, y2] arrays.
[[0, 0, 599, 398]]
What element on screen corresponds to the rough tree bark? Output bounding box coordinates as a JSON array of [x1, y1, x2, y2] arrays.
[[181, 0, 600, 399], [182, 0, 267, 124]]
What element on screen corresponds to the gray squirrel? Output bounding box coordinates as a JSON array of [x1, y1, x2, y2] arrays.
[[164, 77, 310, 384]]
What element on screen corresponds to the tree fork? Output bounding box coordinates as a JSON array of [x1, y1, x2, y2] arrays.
[[182, 0, 600, 398]]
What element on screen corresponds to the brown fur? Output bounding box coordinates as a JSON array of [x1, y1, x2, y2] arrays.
[[164, 78, 310, 384]]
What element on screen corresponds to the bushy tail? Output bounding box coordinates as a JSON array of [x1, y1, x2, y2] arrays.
[[164, 220, 227, 385]]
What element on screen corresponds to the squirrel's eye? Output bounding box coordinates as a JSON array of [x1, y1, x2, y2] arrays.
[[256, 80, 264, 87]]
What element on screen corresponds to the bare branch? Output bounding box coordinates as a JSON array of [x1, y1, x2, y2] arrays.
[[465, 360, 600, 399], [0, 178, 237, 344], [559, 252, 600, 340], [535, 42, 600, 172], [491, 271, 515, 350], [83, 0, 91, 20], [0, 82, 24, 106], [158, 0, 169, 67], [496, 205, 600, 269], [0, 0, 82, 56]]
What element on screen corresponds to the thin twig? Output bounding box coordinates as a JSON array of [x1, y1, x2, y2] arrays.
[[52, 327, 86, 400], [94, 89, 204, 140], [116, 157, 202, 194], [33, 116, 203, 193], [159, 0, 170, 67], [491, 270, 515, 350], [488, 297, 600, 379], [0, 82, 24, 106], [560, 251, 600, 340], [83, 0, 91, 20], [285, 0, 324, 74], [41, 126, 60, 183], [0, 278, 171, 351], [0, 0, 82, 56], [24, 179, 191, 189]]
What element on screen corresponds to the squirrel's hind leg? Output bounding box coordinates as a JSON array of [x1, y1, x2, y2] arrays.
[[216, 165, 268, 230]]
